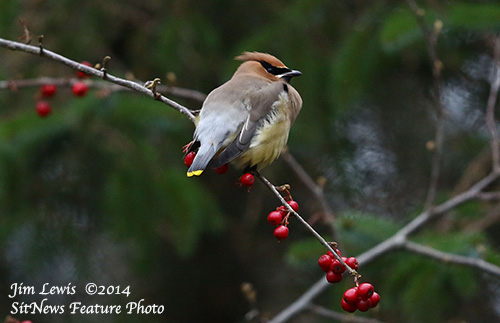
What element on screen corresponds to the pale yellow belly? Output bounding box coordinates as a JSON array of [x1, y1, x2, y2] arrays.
[[232, 118, 290, 170]]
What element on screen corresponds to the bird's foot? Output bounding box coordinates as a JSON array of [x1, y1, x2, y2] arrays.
[[182, 141, 194, 153]]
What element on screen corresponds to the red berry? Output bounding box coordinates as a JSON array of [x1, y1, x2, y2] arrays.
[[369, 292, 380, 308], [214, 163, 228, 174], [327, 249, 342, 258], [41, 84, 57, 97], [240, 173, 255, 187], [72, 82, 89, 97], [343, 287, 359, 305], [345, 257, 359, 270], [273, 225, 289, 240], [341, 298, 357, 313], [277, 205, 288, 217], [77, 61, 93, 78], [356, 299, 372, 312], [267, 211, 282, 226], [326, 271, 342, 283], [184, 151, 196, 167], [330, 259, 346, 274], [287, 200, 299, 212], [36, 101, 51, 117], [357, 283, 374, 299], [318, 254, 333, 272]]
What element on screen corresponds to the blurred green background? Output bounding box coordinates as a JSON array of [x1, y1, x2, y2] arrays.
[[1, 0, 500, 322]]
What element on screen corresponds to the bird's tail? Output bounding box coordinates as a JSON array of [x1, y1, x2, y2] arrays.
[[187, 143, 219, 177]]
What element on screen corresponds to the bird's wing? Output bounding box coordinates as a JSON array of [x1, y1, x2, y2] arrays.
[[211, 82, 287, 168]]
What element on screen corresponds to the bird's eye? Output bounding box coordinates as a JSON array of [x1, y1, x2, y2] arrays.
[[259, 61, 291, 76], [260, 61, 278, 75]]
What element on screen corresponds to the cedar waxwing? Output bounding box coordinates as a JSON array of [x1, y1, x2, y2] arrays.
[[186, 51, 302, 177]]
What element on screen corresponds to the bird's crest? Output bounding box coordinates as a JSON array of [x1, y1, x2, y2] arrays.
[[235, 52, 286, 68]]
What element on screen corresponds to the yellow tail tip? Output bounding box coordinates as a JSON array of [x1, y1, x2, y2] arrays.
[[187, 170, 204, 177]]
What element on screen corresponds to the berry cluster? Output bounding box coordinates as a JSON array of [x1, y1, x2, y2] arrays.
[[267, 200, 298, 240], [318, 250, 380, 312], [341, 283, 380, 313], [318, 250, 358, 284], [35, 61, 92, 117]]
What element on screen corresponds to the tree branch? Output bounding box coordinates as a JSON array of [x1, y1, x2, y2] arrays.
[[405, 0, 446, 211], [486, 35, 500, 173], [268, 171, 500, 323], [0, 76, 208, 103], [256, 172, 356, 276], [280, 150, 336, 236], [0, 37, 197, 123], [476, 191, 500, 201], [308, 304, 386, 323], [402, 241, 500, 277]]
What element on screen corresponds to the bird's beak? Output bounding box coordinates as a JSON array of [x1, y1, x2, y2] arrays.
[[279, 70, 302, 78]]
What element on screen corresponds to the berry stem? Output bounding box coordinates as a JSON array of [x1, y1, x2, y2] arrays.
[[256, 172, 358, 277]]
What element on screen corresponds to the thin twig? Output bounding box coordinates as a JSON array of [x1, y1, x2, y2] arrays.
[[0, 77, 207, 102], [0, 37, 196, 123], [308, 304, 386, 323], [406, 0, 446, 211], [402, 241, 500, 277], [280, 150, 336, 236], [256, 172, 356, 277], [476, 191, 500, 201], [486, 36, 500, 173]]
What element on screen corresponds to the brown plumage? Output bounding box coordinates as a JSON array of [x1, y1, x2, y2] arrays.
[[186, 51, 303, 177]]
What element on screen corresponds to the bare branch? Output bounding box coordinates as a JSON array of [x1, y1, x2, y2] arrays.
[[268, 279, 328, 323], [0, 37, 196, 123], [405, 0, 446, 210], [268, 171, 499, 323], [402, 241, 500, 277], [486, 36, 500, 173], [280, 150, 336, 236], [0, 76, 207, 103], [476, 191, 500, 201], [397, 171, 499, 238], [308, 304, 386, 323], [256, 172, 356, 276]]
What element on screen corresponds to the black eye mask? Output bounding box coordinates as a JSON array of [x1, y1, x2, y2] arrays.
[[259, 60, 291, 76]]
